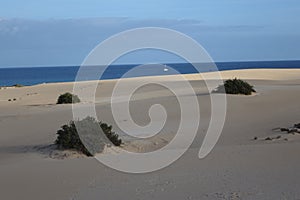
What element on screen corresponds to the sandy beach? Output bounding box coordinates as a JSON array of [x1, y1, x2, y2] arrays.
[[1, 68, 300, 200]]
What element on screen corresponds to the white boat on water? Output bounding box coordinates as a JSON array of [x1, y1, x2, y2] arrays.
[[163, 65, 169, 72]]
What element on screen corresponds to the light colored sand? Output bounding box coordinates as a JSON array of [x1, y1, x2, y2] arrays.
[[185, 68, 300, 80], [0, 69, 300, 199]]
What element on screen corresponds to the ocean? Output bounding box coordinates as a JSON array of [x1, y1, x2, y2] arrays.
[[0, 60, 300, 86]]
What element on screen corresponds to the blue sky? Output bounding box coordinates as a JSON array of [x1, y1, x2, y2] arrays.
[[0, 0, 299, 67]]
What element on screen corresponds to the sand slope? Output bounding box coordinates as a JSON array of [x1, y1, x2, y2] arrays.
[[0, 69, 300, 200]]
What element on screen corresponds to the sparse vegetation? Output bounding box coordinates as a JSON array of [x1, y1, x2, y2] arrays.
[[215, 78, 256, 95], [99, 122, 122, 146], [55, 116, 122, 156], [12, 84, 24, 87], [294, 123, 300, 129], [277, 123, 300, 134], [57, 92, 80, 104]]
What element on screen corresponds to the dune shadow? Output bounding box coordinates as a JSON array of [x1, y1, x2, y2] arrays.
[[0, 144, 86, 159], [26, 103, 57, 107]]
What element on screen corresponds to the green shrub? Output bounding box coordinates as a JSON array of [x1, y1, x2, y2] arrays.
[[294, 123, 300, 128], [215, 78, 256, 95], [55, 116, 122, 156], [57, 92, 80, 104], [100, 123, 122, 146], [12, 84, 24, 87]]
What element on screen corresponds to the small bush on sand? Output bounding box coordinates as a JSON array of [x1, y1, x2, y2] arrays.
[[57, 92, 80, 104], [99, 123, 122, 146], [215, 78, 256, 95], [12, 84, 24, 87], [55, 116, 122, 156]]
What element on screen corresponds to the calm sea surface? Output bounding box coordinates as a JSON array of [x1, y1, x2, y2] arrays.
[[0, 61, 300, 86]]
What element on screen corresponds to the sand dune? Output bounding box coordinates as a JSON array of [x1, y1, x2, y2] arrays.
[[1, 69, 300, 199]]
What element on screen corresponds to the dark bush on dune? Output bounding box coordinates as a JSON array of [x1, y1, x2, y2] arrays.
[[55, 116, 122, 156], [12, 84, 24, 87], [215, 78, 256, 95], [99, 123, 122, 146], [55, 120, 90, 155], [57, 92, 80, 104]]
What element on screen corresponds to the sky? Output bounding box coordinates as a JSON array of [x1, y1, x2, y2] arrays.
[[0, 0, 300, 67]]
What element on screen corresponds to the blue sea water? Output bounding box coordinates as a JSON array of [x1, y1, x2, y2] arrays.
[[0, 60, 300, 86]]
